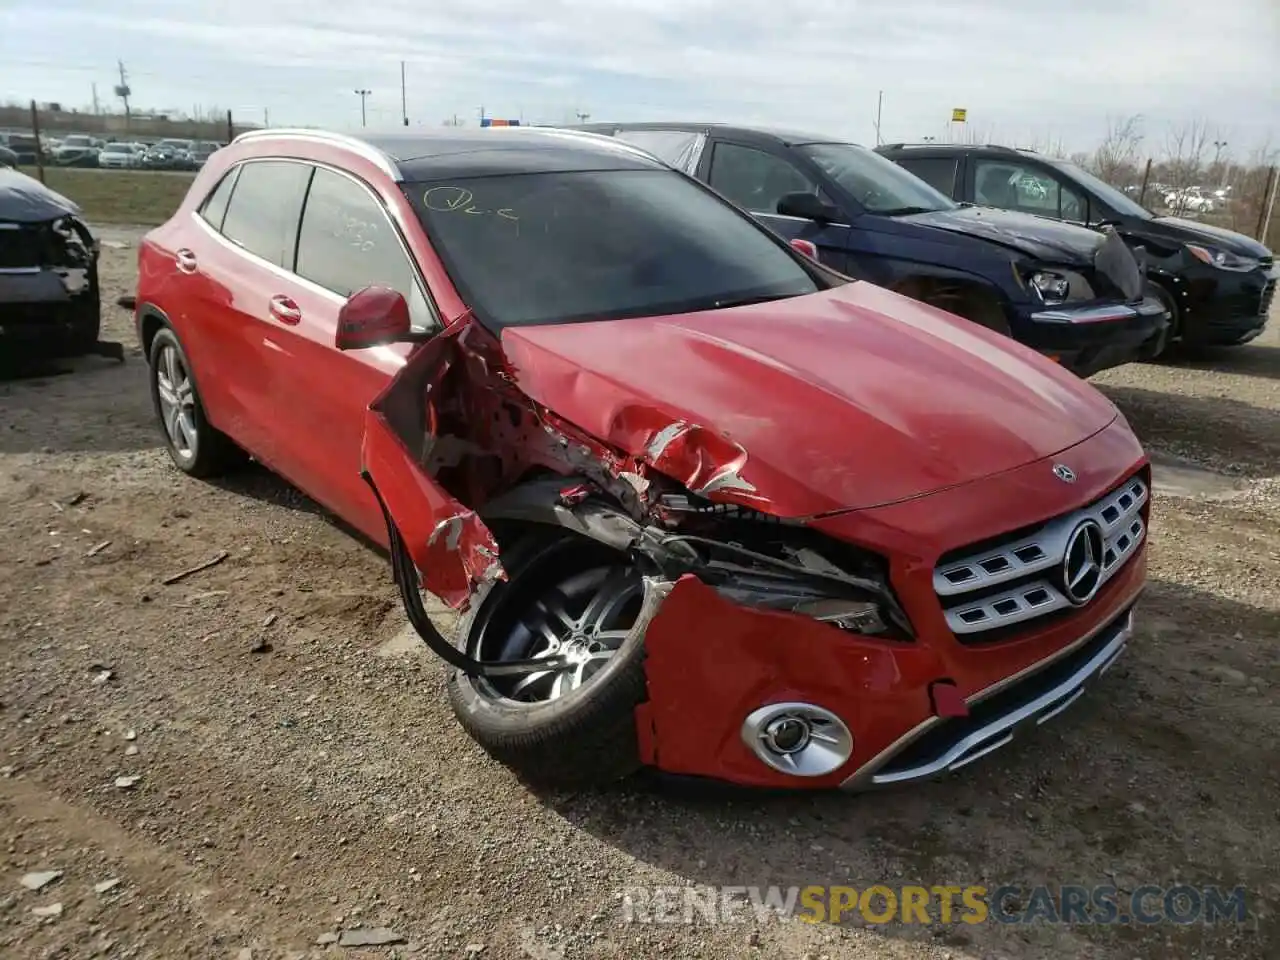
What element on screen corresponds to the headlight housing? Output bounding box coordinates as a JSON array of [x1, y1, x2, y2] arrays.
[[1186, 244, 1260, 273], [1025, 268, 1094, 305]]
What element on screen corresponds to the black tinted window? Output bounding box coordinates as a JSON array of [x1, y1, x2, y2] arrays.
[[404, 169, 821, 328], [708, 143, 822, 214], [974, 159, 1086, 221], [220, 160, 312, 267], [896, 157, 959, 197], [297, 168, 415, 298], [199, 166, 240, 231]]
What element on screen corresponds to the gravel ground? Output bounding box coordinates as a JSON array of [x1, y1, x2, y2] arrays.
[[2, 227, 1278, 960]]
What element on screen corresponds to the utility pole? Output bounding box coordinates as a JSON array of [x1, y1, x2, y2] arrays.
[[874, 90, 883, 145], [115, 60, 132, 127], [478, 105, 485, 125], [400, 61, 408, 126], [91, 83, 100, 115], [354, 89, 371, 127], [263, 107, 269, 127]]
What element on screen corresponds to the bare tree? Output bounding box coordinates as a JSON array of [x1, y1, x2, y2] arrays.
[[1092, 114, 1144, 186], [1161, 119, 1212, 214]]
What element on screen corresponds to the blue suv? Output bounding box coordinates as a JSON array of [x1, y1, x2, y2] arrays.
[[576, 122, 1169, 377]]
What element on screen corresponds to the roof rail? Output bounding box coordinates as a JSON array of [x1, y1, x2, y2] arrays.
[[229, 127, 400, 180]]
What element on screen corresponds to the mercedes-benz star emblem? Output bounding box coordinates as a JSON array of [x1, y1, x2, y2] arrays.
[[1061, 520, 1105, 605], [1053, 463, 1077, 483]]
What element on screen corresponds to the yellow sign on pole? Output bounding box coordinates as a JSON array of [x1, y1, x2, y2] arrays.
[[951, 108, 967, 123]]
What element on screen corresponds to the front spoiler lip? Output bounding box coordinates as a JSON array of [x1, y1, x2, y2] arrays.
[[840, 596, 1138, 790]]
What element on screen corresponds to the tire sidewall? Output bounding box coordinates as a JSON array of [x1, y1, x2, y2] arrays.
[[148, 326, 203, 472], [445, 533, 658, 736]]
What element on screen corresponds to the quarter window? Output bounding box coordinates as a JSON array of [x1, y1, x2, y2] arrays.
[[198, 167, 240, 232], [296, 167, 436, 330], [707, 143, 823, 215], [896, 157, 959, 197], [219, 160, 312, 267]]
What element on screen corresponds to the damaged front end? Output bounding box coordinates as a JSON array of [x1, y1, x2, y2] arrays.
[[0, 210, 100, 355], [360, 314, 911, 686]]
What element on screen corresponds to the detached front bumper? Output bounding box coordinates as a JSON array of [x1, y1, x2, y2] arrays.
[[1016, 295, 1170, 378], [1178, 265, 1277, 346]]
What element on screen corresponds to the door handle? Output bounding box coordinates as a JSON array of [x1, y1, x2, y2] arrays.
[[268, 295, 302, 325], [175, 248, 198, 274]]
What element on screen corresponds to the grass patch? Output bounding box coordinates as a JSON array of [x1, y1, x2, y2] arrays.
[[18, 166, 196, 226]]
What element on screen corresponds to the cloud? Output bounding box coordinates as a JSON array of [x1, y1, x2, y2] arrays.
[[3, 0, 1277, 150]]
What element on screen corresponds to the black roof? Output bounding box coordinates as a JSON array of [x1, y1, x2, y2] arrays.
[[234, 127, 666, 180], [572, 121, 856, 148]]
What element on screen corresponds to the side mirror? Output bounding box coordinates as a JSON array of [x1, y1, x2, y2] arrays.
[[335, 285, 412, 351], [776, 192, 838, 223]]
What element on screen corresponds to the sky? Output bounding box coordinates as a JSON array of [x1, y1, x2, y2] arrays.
[[2, 0, 1278, 155]]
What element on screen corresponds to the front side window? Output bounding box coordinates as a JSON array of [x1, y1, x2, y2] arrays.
[[403, 169, 822, 328], [219, 160, 312, 267], [974, 159, 1087, 221], [801, 143, 957, 215], [296, 167, 436, 330], [707, 142, 823, 215], [1049, 160, 1152, 220]]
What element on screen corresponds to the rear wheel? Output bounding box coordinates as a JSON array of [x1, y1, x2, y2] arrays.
[[446, 531, 664, 788]]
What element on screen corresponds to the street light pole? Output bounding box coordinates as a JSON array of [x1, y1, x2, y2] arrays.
[[354, 89, 371, 128]]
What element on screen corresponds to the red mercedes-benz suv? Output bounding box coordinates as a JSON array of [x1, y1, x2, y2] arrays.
[[132, 126, 1148, 791]]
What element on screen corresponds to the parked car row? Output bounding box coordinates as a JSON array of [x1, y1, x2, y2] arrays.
[[0, 131, 225, 170]]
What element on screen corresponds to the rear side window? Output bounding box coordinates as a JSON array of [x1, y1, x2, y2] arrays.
[[220, 160, 312, 267], [198, 166, 240, 231], [612, 130, 706, 174], [896, 157, 959, 197]]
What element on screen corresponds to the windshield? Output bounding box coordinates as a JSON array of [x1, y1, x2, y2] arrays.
[[1049, 160, 1153, 220], [800, 143, 957, 215], [404, 169, 822, 327], [64, 136, 93, 147]]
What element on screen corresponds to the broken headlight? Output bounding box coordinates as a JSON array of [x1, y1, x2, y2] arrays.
[[1025, 267, 1092, 306], [649, 497, 912, 638]]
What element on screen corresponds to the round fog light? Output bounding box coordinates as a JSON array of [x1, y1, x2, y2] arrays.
[[741, 703, 853, 777]]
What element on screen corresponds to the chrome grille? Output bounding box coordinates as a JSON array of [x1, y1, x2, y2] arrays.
[[935, 474, 1147, 637]]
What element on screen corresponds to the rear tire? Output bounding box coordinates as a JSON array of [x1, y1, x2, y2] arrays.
[[147, 326, 244, 477], [446, 531, 665, 789]]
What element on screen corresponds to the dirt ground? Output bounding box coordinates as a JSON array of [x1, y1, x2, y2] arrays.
[[2, 227, 1278, 960]]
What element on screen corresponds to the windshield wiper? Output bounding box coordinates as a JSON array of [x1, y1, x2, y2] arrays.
[[875, 205, 936, 217], [710, 292, 797, 310]]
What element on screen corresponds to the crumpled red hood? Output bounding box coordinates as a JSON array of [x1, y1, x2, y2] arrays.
[[499, 282, 1118, 518]]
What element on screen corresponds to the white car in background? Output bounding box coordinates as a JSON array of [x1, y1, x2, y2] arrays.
[[98, 143, 142, 169]]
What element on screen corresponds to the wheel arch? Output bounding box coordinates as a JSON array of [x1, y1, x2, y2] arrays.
[[136, 301, 172, 359]]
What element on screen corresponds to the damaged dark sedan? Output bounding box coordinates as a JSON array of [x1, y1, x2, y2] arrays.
[[0, 168, 101, 356]]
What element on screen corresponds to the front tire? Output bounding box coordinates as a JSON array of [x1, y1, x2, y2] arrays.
[[147, 326, 243, 477], [446, 531, 665, 788]]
